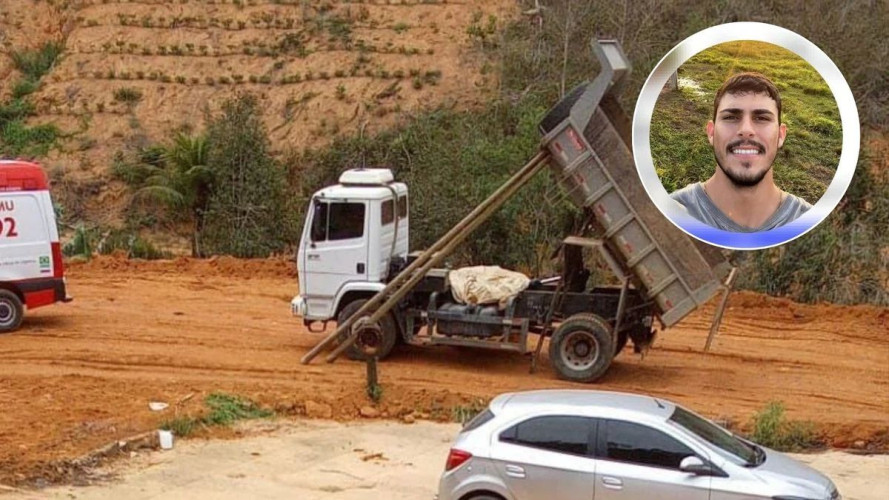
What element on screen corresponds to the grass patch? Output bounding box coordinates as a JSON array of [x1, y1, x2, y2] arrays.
[[11, 42, 63, 81], [749, 401, 821, 452], [204, 393, 274, 425], [451, 399, 487, 425], [160, 393, 273, 437], [113, 87, 143, 104], [367, 383, 383, 403], [159, 416, 201, 437]]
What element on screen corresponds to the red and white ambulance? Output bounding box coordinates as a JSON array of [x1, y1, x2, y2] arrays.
[[0, 160, 70, 333]]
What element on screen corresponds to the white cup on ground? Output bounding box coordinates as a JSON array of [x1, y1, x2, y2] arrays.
[[158, 430, 174, 450]]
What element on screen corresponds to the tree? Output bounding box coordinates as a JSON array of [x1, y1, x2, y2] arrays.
[[202, 93, 289, 258], [114, 133, 214, 257]]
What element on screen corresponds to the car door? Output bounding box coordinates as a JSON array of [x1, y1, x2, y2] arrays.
[[488, 415, 597, 500], [301, 199, 369, 318], [593, 419, 711, 500]]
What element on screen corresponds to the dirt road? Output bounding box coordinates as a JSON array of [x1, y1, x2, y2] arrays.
[[4, 421, 888, 500], [1, 255, 887, 486]]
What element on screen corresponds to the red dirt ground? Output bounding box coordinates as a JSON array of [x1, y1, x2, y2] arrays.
[[1, 255, 887, 486]]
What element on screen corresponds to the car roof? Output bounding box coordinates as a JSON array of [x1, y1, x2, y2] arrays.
[[489, 389, 676, 422]]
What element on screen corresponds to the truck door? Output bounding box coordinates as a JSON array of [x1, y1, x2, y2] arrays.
[[301, 199, 369, 319]]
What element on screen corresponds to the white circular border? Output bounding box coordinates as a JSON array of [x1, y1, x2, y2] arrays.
[[632, 22, 859, 250]]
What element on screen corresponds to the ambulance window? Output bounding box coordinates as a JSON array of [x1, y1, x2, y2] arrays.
[[328, 202, 365, 240], [397, 196, 408, 219], [381, 199, 394, 225]]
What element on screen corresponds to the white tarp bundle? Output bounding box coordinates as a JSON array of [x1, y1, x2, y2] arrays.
[[448, 266, 530, 309]]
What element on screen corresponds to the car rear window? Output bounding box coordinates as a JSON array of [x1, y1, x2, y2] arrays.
[[462, 409, 494, 432]]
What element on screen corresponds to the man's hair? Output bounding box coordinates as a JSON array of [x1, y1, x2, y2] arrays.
[[713, 72, 782, 123]]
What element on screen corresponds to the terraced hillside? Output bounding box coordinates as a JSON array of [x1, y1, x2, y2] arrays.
[[0, 0, 513, 222]]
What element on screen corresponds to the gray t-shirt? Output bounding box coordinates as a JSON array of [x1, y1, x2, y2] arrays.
[[670, 182, 812, 232]]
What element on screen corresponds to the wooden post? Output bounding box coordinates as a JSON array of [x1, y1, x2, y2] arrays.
[[705, 268, 738, 352], [366, 356, 380, 402]]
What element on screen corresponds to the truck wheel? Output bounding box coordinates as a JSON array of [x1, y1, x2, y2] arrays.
[[549, 313, 614, 383], [337, 299, 398, 361], [0, 290, 24, 334]]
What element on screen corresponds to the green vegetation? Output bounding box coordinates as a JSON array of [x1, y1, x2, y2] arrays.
[[62, 224, 171, 260], [113, 133, 214, 257], [0, 42, 62, 157], [367, 382, 383, 403], [201, 94, 292, 257], [749, 401, 821, 452], [160, 392, 273, 437], [203, 392, 274, 425], [451, 399, 487, 425], [113, 87, 143, 104], [651, 41, 841, 203], [10, 42, 63, 82]]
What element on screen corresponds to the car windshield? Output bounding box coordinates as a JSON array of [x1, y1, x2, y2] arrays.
[[668, 406, 758, 465]]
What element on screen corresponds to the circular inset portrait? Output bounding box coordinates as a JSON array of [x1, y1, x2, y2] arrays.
[[633, 23, 859, 250]]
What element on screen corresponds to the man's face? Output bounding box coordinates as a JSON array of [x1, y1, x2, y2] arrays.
[[707, 91, 787, 187]]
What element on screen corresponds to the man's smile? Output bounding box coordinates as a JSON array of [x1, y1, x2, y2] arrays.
[[726, 140, 765, 157]]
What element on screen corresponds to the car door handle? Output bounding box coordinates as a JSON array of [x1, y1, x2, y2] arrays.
[[601, 476, 623, 490], [505, 464, 526, 478], [307, 254, 320, 260]]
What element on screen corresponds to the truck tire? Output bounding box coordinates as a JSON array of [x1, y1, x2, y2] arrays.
[[549, 313, 614, 383], [337, 299, 398, 361], [0, 289, 24, 334]]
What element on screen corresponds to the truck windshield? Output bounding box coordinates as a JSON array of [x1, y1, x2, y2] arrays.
[[668, 406, 758, 466]]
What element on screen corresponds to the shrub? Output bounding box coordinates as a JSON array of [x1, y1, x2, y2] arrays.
[[202, 93, 292, 257], [11, 42, 63, 81], [12, 79, 39, 99], [750, 401, 821, 452]]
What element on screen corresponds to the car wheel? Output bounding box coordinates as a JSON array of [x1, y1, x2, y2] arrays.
[[0, 289, 24, 334], [336, 299, 398, 361], [466, 494, 505, 500], [549, 313, 615, 382]]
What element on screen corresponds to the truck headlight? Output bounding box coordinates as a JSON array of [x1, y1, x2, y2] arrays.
[[291, 296, 307, 317]]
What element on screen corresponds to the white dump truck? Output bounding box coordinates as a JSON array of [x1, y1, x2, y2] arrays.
[[293, 40, 733, 382]]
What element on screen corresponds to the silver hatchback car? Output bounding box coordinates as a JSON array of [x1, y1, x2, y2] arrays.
[[438, 390, 840, 500]]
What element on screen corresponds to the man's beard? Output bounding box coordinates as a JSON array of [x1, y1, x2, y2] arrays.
[[714, 140, 773, 187]]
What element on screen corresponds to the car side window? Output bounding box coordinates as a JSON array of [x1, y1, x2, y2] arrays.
[[601, 419, 696, 470], [500, 416, 593, 457]]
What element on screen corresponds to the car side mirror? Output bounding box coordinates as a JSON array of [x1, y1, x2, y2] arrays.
[[680, 456, 713, 476]]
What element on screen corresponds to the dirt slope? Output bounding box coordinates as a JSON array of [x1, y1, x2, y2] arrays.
[[0, 0, 514, 224], [0, 255, 886, 486]]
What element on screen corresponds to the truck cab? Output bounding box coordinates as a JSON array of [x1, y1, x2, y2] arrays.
[[292, 168, 408, 325]]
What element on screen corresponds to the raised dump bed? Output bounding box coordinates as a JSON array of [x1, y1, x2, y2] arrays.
[[539, 40, 732, 327]]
